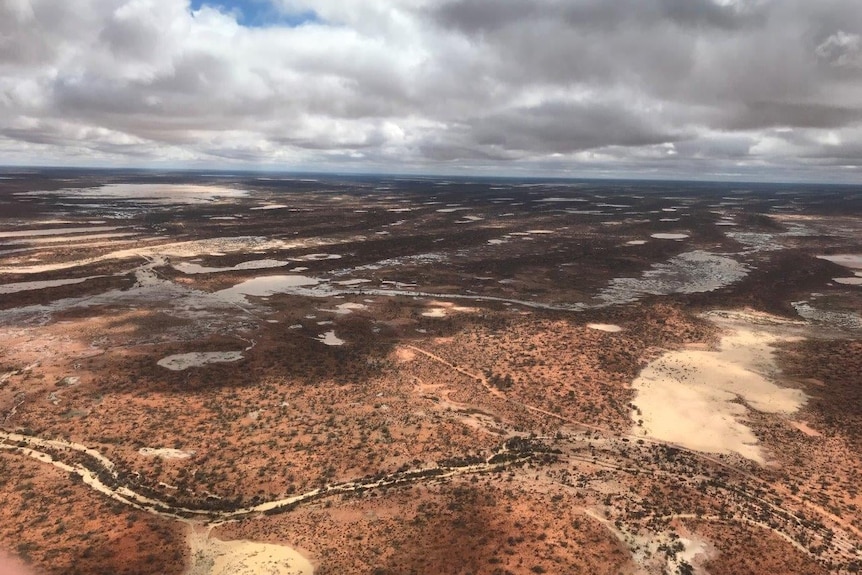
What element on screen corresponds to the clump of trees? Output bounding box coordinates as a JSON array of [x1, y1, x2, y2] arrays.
[[484, 370, 514, 390]]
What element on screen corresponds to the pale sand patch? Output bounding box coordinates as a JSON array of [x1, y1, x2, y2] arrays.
[[587, 323, 624, 332], [395, 347, 417, 362], [790, 421, 822, 437], [817, 254, 862, 270], [157, 351, 244, 371], [834, 277, 862, 286], [534, 197, 588, 202], [318, 302, 367, 315], [138, 447, 194, 459], [186, 529, 313, 575], [8, 232, 139, 245], [585, 509, 714, 574], [316, 330, 344, 346], [422, 301, 477, 318], [650, 233, 689, 240], [422, 308, 448, 318], [292, 253, 342, 261], [632, 315, 807, 463]]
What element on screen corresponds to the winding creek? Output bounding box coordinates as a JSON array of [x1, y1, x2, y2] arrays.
[[0, 431, 538, 523]]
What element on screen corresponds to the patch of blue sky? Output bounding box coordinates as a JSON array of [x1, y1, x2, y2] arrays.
[[190, 0, 320, 28]]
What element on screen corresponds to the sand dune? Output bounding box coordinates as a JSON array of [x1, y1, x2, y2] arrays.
[[632, 312, 807, 463]]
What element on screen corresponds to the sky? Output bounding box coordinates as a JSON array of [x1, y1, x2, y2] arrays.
[[1, 0, 862, 182]]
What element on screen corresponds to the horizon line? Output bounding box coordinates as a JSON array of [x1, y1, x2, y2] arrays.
[[1, 164, 860, 188]]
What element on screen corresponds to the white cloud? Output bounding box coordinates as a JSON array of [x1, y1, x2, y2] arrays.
[[816, 30, 862, 68], [0, 0, 860, 181]]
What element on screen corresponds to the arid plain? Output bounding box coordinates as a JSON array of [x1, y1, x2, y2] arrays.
[[1, 170, 861, 574]]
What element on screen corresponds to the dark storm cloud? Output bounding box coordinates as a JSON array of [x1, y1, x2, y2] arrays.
[[0, 0, 860, 181], [432, 0, 761, 34], [724, 102, 862, 130], [468, 101, 680, 154]]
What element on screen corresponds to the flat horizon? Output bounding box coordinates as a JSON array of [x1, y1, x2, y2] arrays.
[[2, 164, 860, 187]]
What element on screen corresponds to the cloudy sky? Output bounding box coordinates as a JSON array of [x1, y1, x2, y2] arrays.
[[2, 0, 862, 181]]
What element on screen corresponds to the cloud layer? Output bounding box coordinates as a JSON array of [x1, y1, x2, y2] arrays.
[[2, 0, 862, 181]]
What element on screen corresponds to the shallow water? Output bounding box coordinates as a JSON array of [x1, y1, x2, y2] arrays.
[[0, 225, 122, 238], [19, 183, 247, 205], [596, 251, 748, 306], [215, 275, 322, 304], [173, 259, 289, 275], [0, 276, 103, 295]]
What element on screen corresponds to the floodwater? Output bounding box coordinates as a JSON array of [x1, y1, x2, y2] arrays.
[[18, 183, 247, 205], [173, 259, 289, 274], [0, 225, 122, 238], [596, 251, 748, 306], [214, 275, 323, 304], [0, 276, 103, 295]]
